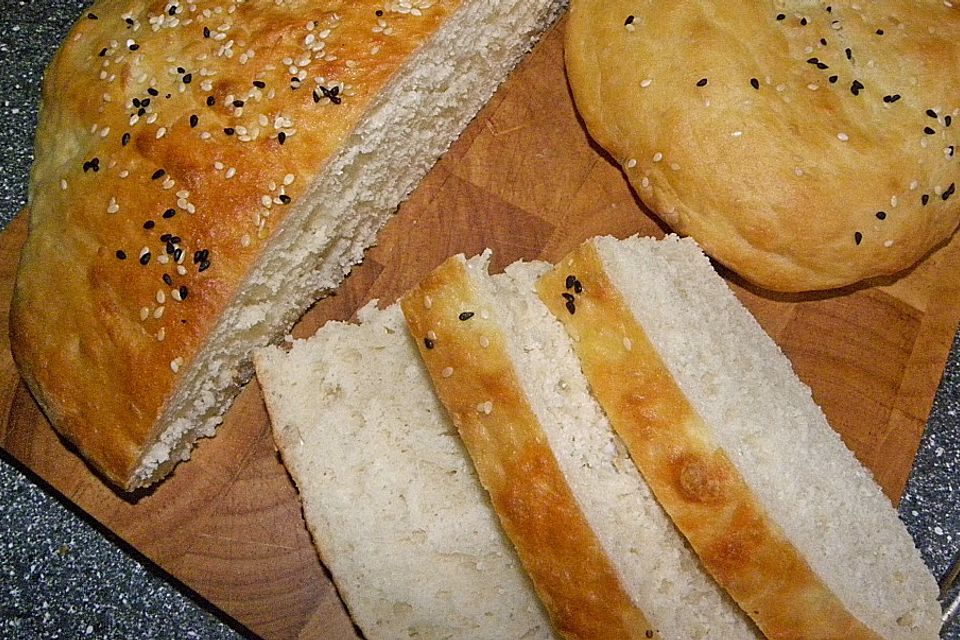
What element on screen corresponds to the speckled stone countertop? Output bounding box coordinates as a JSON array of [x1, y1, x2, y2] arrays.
[[0, 2, 957, 639]]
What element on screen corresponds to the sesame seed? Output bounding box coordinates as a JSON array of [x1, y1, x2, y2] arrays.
[[652, 152, 663, 162], [156, 289, 166, 304], [876, 211, 887, 220], [696, 78, 708, 87], [115, 250, 127, 260], [854, 231, 863, 245], [922, 194, 930, 205], [140, 307, 149, 321], [170, 357, 182, 373], [750, 77, 760, 89], [441, 367, 454, 378], [927, 109, 939, 118], [837, 132, 849, 141], [151, 168, 165, 180], [424, 295, 432, 309], [640, 78, 652, 88], [458, 311, 475, 321], [924, 126, 936, 135], [623, 337, 633, 351]]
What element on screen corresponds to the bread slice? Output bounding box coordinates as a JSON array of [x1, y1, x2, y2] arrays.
[[536, 235, 942, 639], [254, 303, 557, 640], [401, 253, 761, 639], [10, 0, 565, 489]]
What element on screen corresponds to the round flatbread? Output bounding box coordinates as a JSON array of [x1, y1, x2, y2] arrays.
[[565, 0, 960, 291]]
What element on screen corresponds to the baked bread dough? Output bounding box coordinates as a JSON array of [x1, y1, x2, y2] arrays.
[[10, 0, 564, 489], [565, 0, 960, 291]]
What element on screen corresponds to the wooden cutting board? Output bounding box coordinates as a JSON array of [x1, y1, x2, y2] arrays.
[[2, 18, 960, 639]]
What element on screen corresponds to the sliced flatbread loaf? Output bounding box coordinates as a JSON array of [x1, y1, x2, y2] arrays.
[[536, 235, 942, 639], [254, 304, 557, 640]]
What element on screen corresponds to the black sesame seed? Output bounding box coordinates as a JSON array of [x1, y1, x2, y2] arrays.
[[625, 15, 635, 25], [177, 66, 185, 74], [203, 26, 211, 38], [99, 47, 108, 57], [143, 220, 155, 230], [170, 235, 181, 244], [750, 77, 760, 90], [122, 132, 131, 146], [924, 126, 936, 135], [573, 280, 583, 294], [137, 107, 146, 117], [922, 194, 930, 205], [565, 274, 577, 289], [949, 145, 955, 157], [845, 48, 852, 60], [943, 183, 955, 200], [424, 337, 435, 349], [224, 127, 235, 136], [458, 311, 475, 321], [139, 252, 151, 265], [561, 292, 575, 302], [162, 273, 173, 285], [165, 242, 175, 255], [232, 99, 244, 108], [116, 250, 127, 260], [199, 260, 211, 272], [696, 78, 708, 87], [947, 115, 953, 127], [876, 211, 887, 220], [807, 57, 820, 65], [279, 194, 292, 204], [132, 97, 142, 108], [206, 96, 215, 106], [828, 75, 839, 84], [850, 80, 864, 96], [883, 94, 901, 103], [162, 208, 176, 219], [816, 62, 829, 70], [151, 169, 165, 180], [312, 90, 321, 103], [854, 231, 863, 245], [168, 4, 176, 15], [189, 114, 198, 128], [927, 109, 939, 118], [278, 131, 286, 144], [182, 73, 192, 84], [160, 233, 172, 242], [87, 12, 98, 19], [253, 80, 266, 89], [565, 300, 576, 315], [147, 87, 159, 97], [820, 38, 827, 46], [173, 248, 183, 262], [128, 43, 140, 51], [776, 13, 785, 20], [800, 17, 808, 25], [179, 285, 189, 301]]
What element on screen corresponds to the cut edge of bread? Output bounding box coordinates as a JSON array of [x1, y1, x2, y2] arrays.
[[126, 0, 567, 489], [581, 234, 941, 639], [253, 302, 557, 640]]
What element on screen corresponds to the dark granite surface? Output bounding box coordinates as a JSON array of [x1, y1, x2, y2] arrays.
[[0, 1, 957, 638]]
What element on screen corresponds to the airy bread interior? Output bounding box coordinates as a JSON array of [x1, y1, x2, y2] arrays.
[[592, 235, 942, 639], [254, 304, 556, 640], [465, 256, 760, 639], [132, 0, 565, 486]]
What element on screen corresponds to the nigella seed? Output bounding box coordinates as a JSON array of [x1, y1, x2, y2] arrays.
[[224, 127, 235, 135], [458, 311, 475, 321], [232, 99, 244, 108], [875, 28, 884, 35], [947, 115, 953, 127], [922, 194, 930, 205], [845, 48, 852, 60], [116, 249, 127, 260], [206, 96, 215, 106], [253, 80, 266, 89], [828, 75, 839, 84], [99, 47, 108, 57], [883, 94, 901, 103], [850, 80, 863, 96], [147, 87, 159, 97], [182, 73, 192, 84], [87, 12, 98, 19], [565, 274, 577, 289], [800, 17, 808, 25], [876, 211, 887, 220], [203, 26, 210, 38], [143, 220, 155, 230], [776, 12, 785, 20], [854, 231, 863, 245], [189, 114, 198, 128], [424, 337, 435, 349]]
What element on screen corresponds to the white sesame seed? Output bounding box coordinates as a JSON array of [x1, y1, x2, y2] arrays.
[[625, 158, 637, 168], [60, 179, 68, 191], [225, 167, 236, 179], [795, 167, 804, 176], [156, 290, 166, 304], [424, 295, 432, 309], [156, 328, 165, 342], [170, 357, 182, 373], [119, 170, 129, 178], [837, 132, 849, 141], [241, 234, 251, 247], [177, 265, 187, 275], [910, 180, 920, 190], [640, 176, 650, 188], [441, 367, 454, 378], [283, 173, 295, 185], [730, 130, 743, 137], [640, 78, 652, 88], [153, 305, 165, 319], [480, 401, 493, 415], [172, 288, 182, 302], [807, 83, 819, 91], [140, 307, 150, 321], [652, 152, 663, 162], [158, 254, 169, 265], [479, 336, 490, 348], [214, 161, 224, 171], [890, 195, 898, 207], [623, 337, 633, 351], [107, 198, 119, 214], [670, 162, 680, 170]]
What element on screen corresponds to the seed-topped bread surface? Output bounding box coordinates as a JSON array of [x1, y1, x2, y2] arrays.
[[10, 0, 565, 489], [565, 0, 960, 291]]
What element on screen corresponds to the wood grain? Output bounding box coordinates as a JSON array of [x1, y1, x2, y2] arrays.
[[2, 18, 959, 639]]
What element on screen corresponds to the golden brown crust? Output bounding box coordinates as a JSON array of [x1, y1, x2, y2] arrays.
[[11, 0, 460, 488], [400, 256, 659, 640], [536, 241, 881, 640], [565, 0, 960, 291]]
